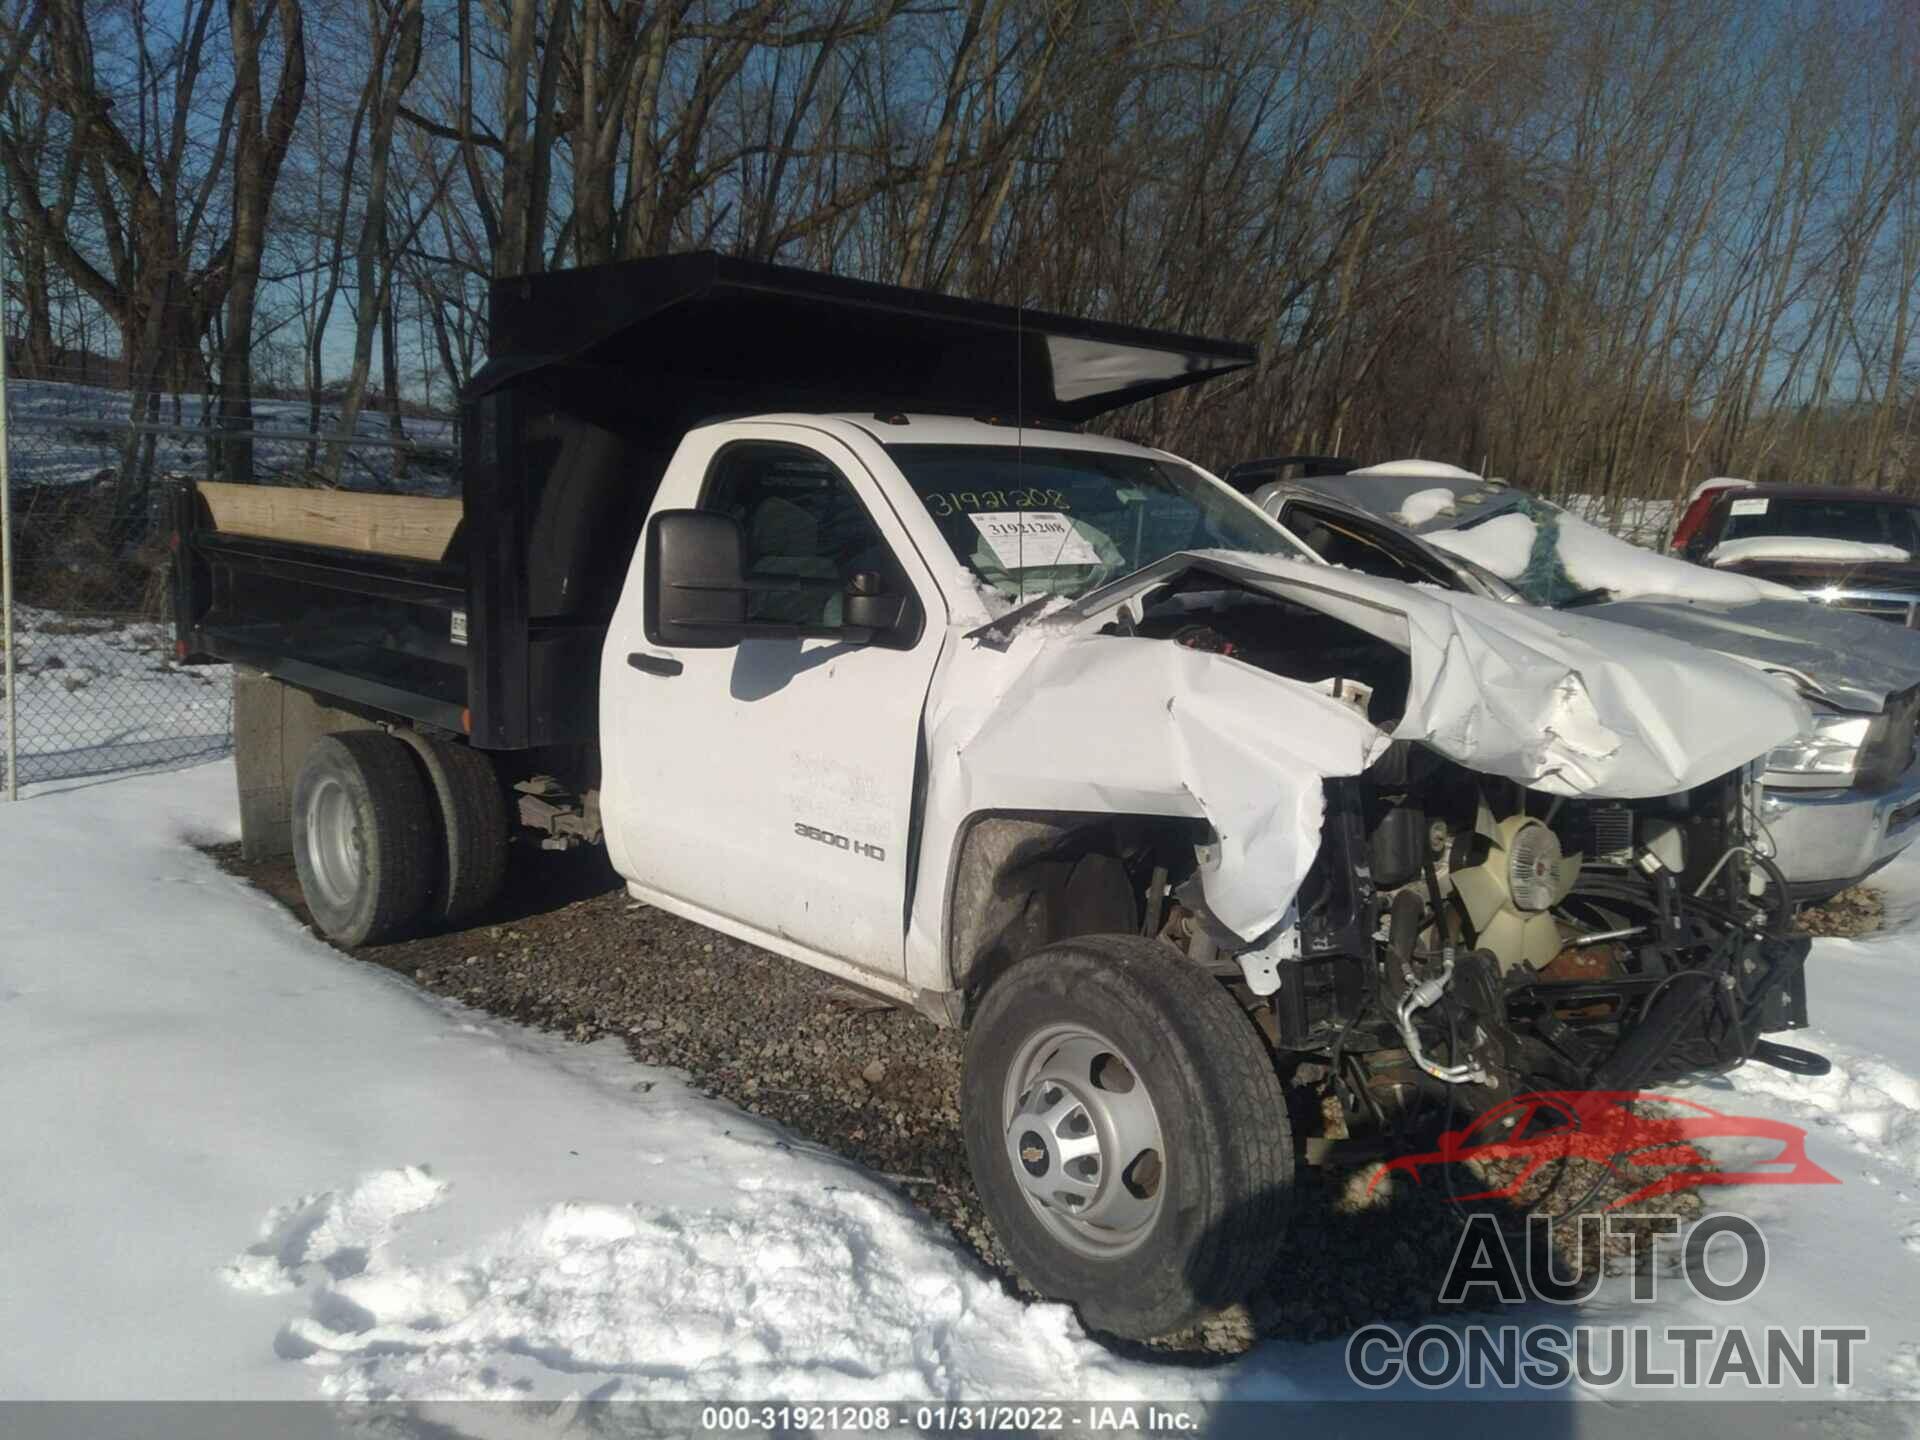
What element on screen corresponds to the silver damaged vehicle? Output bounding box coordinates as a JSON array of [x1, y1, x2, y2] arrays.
[[1236, 457, 1920, 900]]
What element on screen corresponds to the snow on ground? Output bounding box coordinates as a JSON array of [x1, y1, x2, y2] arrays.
[[2, 606, 231, 787], [4, 762, 1920, 1434], [0, 764, 1232, 1416]]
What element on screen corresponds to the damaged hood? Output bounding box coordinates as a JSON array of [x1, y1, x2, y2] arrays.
[[909, 550, 1809, 954], [1584, 597, 1920, 714], [1065, 551, 1809, 797]]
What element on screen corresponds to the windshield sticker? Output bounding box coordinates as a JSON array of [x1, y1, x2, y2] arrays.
[[925, 488, 1068, 516], [968, 511, 1102, 569], [1729, 497, 1769, 516]]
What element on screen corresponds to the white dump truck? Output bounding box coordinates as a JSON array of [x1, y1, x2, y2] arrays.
[[174, 253, 1822, 1339]]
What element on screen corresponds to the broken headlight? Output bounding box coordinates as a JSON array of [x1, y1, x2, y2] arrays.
[[1763, 711, 1872, 787]]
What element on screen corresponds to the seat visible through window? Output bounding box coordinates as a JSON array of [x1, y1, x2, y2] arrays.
[[702, 442, 909, 629]]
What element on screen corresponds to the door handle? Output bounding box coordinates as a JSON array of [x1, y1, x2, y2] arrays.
[[627, 652, 683, 677]]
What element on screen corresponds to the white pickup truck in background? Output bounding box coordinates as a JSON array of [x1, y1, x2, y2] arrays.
[[175, 254, 1823, 1339]]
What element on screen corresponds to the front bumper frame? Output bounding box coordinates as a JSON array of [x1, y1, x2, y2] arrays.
[[1761, 764, 1920, 900]]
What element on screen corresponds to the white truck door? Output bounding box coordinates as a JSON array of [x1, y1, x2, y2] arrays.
[[601, 424, 946, 985]]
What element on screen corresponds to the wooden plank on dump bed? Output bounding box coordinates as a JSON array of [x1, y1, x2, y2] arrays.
[[198, 481, 461, 562]]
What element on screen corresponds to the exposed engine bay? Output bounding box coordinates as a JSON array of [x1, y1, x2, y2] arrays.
[[1115, 575, 1822, 1126]]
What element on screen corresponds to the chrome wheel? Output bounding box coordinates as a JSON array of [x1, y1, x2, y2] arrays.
[[1001, 1024, 1166, 1258], [304, 774, 364, 912]]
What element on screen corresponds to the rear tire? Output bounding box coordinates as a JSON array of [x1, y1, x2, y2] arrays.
[[291, 732, 436, 946], [961, 935, 1293, 1340], [396, 731, 511, 927]]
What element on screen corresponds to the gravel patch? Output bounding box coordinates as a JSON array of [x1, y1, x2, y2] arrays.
[[210, 838, 1720, 1355]]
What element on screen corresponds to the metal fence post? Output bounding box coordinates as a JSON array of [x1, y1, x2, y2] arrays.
[[1, 201, 15, 802]]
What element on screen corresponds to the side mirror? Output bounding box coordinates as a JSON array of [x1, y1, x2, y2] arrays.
[[645, 509, 749, 647], [843, 569, 910, 634]]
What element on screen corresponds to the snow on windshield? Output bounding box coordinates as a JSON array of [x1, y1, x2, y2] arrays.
[[1393, 487, 1458, 526], [886, 443, 1301, 601], [1425, 511, 1537, 577], [1425, 494, 1804, 606]]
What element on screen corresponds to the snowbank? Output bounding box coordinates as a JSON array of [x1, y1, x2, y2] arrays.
[[1709, 536, 1912, 567]]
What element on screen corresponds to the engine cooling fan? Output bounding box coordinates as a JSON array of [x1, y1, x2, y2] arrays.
[[1452, 804, 1583, 971]]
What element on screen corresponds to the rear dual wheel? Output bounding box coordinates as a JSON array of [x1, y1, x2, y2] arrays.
[[395, 729, 512, 929], [292, 730, 508, 945]]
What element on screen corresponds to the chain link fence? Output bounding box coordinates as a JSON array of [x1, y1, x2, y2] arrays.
[[1, 389, 457, 794]]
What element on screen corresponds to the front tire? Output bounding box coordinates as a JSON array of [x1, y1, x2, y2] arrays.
[[291, 732, 436, 946], [961, 935, 1293, 1340]]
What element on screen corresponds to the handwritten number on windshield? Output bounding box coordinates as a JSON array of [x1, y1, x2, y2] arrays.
[[925, 489, 1067, 517]]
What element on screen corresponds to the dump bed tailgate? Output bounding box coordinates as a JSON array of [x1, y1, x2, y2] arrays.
[[174, 482, 473, 734]]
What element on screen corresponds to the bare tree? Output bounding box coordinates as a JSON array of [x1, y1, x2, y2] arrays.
[[216, 0, 308, 480], [324, 0, 426, 480]]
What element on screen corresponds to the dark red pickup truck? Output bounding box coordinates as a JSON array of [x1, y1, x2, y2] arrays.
[[1672, 483, 1920, 627]]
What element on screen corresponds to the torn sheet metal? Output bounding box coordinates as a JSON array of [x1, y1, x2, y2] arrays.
[[909, 550, 1810, 966], [917, 631, 1384, 951]]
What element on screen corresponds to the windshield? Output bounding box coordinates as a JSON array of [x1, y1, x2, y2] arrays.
[[1423, 492, 1616, 607], [884, 443, 1302, 601], [1721, 496, 1920, 550]]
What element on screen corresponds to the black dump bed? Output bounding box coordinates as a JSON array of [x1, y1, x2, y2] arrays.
[[175, 252, 1254, 750]]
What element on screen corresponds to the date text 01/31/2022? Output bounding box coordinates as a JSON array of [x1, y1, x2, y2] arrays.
[[698, 1404, 1201, 1431]]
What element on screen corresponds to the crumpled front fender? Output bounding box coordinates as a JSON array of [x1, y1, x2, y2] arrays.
[[904, 553, 1810, 987]]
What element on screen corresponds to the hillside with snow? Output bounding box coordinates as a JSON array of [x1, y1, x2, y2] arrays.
[[8, 378, 457, 496]]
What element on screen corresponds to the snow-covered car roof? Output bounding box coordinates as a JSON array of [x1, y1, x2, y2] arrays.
[[1278, 461, 1805, 607], [1258, 460, 1920, 713]]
